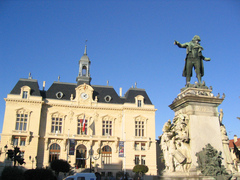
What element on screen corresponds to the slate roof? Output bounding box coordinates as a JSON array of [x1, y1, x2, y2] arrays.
[[92, 85, 123, 104], [45, 82, 76, 100], [10, 79, 41, 96], [124, 88, 152, 104], [10, 79, 153, 105]]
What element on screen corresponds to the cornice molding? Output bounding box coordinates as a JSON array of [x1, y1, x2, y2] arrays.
[[44, 102, 156, 112], [4, 98, 44, 104]]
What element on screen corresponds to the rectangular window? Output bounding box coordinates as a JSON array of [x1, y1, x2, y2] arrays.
[[16, 113, 28, 131], [135, 155, 146, 165], [141, 143, 146, 151], [135, 143, 140, 151], [20, 138, 26, 146], [13, 137, 18, 146], [135, 155, 140, 165], [77, 119, 88, 135], [135, 120, 144, 137], [137, 100, 142, 107], [51, 117, 63, 133], [102, 120, 112, 136], [22, 91, 28, 99], [141, 155, 146, 165]]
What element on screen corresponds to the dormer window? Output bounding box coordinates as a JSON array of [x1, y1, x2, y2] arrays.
[[137, 100, 142, 107], [20, 86, 31, 99], [22, 91, 28, 99], [135, 95, 144, 108]]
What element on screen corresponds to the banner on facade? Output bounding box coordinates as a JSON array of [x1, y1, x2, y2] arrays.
[[69, 139, 75, 155], [119, 141, 124, 157]]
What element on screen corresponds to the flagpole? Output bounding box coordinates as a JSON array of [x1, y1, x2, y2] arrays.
[[67, 129, 69, 162]]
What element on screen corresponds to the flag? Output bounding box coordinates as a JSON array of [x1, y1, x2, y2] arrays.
[[89, 121, 95, 135], [69, 139, 75, 155], [82, 115, 86, 132]]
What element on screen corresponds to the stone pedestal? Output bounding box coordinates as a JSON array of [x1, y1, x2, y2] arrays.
[[169, 86, 225, 173]]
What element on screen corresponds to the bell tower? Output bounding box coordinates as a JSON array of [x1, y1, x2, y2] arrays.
[[76, 45, 92, 86]]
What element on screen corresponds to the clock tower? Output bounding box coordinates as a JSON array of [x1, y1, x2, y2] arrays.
[[76, 45, 92, 85]]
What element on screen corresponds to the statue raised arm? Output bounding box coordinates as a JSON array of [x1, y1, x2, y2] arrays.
[[174, 35, 211, 86]]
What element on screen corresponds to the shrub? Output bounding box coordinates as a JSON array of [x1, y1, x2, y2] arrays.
[[24, 168, 56, 180], [50, 159, 71, 176], [132, 165, 148, 177], [1, 166, 25, 180]]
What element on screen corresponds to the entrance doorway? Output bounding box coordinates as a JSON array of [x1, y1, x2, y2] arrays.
[[76, 144, 86, 168]]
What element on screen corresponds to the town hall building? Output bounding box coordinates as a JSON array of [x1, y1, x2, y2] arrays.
[[0, 46, 158, 177]]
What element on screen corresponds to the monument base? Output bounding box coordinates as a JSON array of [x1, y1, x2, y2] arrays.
[[160, 85, 233, 178]]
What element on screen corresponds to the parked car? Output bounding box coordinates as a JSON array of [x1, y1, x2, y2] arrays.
[[63, 173, 96, 180]]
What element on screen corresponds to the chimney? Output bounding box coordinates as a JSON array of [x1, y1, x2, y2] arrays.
[[119, 87, 122, 97], [234, 135, 238, 143], [43, 81, 46, 91]]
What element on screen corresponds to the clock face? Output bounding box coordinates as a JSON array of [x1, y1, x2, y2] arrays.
[[81, 93, 89, 100]]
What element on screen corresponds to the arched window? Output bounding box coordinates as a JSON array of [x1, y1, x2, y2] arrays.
[[76, 144, 86, 168], [101, 145, 112, 164], [82, 66, 87, 76], [49, 143, 60, 162]]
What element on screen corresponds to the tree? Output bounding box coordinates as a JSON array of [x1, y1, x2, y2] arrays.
[[50, 159, 71, 177], [6, 146, 25, 167], [132, 165, 148, 178]]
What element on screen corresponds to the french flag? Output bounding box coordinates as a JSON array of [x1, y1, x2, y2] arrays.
[[82, 115, 86, 132]]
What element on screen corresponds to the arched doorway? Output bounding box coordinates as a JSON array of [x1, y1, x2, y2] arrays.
[[49, 143, 60, 162], [101, 145, 112, 164], [76, 144, 86, 168]]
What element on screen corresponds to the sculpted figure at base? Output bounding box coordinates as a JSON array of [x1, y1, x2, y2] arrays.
[[160, 114, 191, 173], [174, 35, 211, 86]]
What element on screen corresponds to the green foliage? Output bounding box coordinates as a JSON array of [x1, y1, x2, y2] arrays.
[[24, 168, 56, 180], [1, 166, 25, 180], [50, 159, 71, 176], [132, 165, 149, 174]]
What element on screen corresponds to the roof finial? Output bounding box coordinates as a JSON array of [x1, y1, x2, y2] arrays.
[[107, 80, 109, 86], [135, 82, 137, 88], [28, 72, 32, 79], [58, 76, 60, 82], [84, 40, 88, 55]]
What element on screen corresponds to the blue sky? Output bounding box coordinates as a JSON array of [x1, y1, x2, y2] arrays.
[[0, 0, 239, 139]]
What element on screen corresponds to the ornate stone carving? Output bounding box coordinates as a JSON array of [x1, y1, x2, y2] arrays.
[[160, 114, 191, 172], [68, 110, 74, 122], [196, 144, 232, 179], [173, 87, 224, 104]]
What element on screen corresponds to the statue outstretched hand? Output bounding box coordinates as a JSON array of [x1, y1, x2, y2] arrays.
[[174, 40, 178, 45], [204, 57, 211, 61]]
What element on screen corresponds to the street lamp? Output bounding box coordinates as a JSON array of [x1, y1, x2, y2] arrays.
[[29, 156, 37, 169], [79, 146, 101, 172], [4, 145, 8, 154]]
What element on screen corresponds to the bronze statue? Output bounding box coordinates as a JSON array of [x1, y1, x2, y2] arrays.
[[174, 35, 211, 86]]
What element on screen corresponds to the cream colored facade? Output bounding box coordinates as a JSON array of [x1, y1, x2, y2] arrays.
[[0, 48, 158, 177]]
